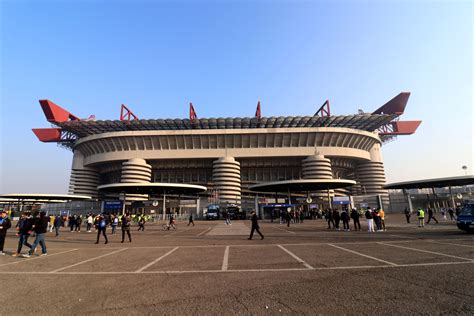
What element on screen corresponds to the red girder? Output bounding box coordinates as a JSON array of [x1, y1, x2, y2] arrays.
[[315, 100, 330, 117], [39, 100, 80, 122], [189, 102, 198, 120], [255, 101, 261, 119], [379, 120, 422, 136], [120, 104, 139, 121]]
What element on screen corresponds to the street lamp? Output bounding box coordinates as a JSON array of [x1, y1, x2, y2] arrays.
[[462, 165, 468, 176]]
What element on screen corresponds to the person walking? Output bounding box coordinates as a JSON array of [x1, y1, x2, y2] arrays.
[[373, 209, 381, 231], [325, 209, 334, 229], [350, 208, 361, 231], [86, 214, 93, 232], [53, 215, 62, 236], [417, 208, 425, 228], [0, 210, 12, 255], [121, 213, 132, 243], [426, 208, 439, 224], [111, 215, 119, 234], [248, 211, 264, 240], [13, 212, 33, 257], [404, 207, 411, 223], [187, 213, 195, 226], [365, 208, 374, 232], [285, 210, 292, 228], [24, 211, 49, 257], [379, 208, 386, 231], [333, 209, 340, 231], [341, 209, 350, 231], [137, 215, 145, 231], [448, 208, 455, 221], [75, 215, 82, 232], [94, 214, 109, 244]]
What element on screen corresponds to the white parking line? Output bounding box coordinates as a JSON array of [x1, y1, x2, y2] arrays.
[[50, 248, 128, 273], [272, 226, 296, 234], [222, 246, 229, 271], [0, 249, 79, 267], [277, 245, 314, 269], [427, 240, 474, 248], [328, 243, 398, 266], [379, 243, 473, 261], [134, 247, 179, 273], [196, 228, 211, 236], [0, 261, 472, 275]]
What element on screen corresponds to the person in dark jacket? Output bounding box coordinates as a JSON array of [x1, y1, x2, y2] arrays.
[[350, 208, 361, 231], [333, 209, 341, 230], [24, 211, 49, 257], [13, 212, 33, 257], [341, 209, 350, 231], [0, 210, 12, 255], [187, 213, 195, 226], [54, 215, 62, 236], [404, 207, 411, 223], [121, 213, 132, 243], [94, 214, 108, 244], [137, 215, 145, 231], [426, 208, 439, 224], [248, 211, 264, 240], [325, 209, 334, 229], [365, 208, 375, 232]]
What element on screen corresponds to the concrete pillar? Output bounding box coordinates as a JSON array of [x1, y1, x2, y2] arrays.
[[212, 157, 241, 206], [69, 150, 99, 198], [120, 158, 152, 201], [302, 153, 334, 208]]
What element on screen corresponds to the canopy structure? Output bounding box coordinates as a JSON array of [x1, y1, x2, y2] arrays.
[[98, 183, 207, 220], [385, 175, 474, 190], [0, 194, 92, 202], [249, 179, 356, 193], [97, 183, 207, 195]]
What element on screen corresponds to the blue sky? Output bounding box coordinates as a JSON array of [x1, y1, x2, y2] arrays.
[[0, 0, 472, 193]]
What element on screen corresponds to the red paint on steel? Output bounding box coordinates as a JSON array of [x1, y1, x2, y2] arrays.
[[255, 101, 261, 119], [379, 120, 422, 135], [39, 100, 80, 122], [315, 100, 330, 117], [189, 102, 198, 120], [32, 128, 62, 142], [372, 92, 410, 115], [120, 104, 139, 121]]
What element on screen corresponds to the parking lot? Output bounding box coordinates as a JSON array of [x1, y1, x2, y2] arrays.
[[1, 214, 473, 315]]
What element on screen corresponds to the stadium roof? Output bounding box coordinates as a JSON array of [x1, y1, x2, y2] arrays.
[[98, 183, 207, 195], [249, 179, 356, 192], [0, 194, 92, 201], [385, 175, 474, 190], [54, 114, 398, 137]]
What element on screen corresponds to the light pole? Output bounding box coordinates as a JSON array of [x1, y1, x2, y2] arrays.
[[462, 165, 468, 176]]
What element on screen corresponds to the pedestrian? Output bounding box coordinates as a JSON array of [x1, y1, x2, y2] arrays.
[[248, 211, 264, 240], [0, 210, 12, 255], [86, 214, 93, 232], [373, 209, 381, 231], [110, 215, 118, 234], [417, 208, 425, 228], [12, 212, 33, 257], [379, 208, 386, 231], [54, 215, 61, 236], [341, 209, 350, 231], [138, 215, 145, 231], [121, 213, 132, 243], [404, 207, 411, 223], [365, 208, 374, 232], [350, 208, 361, 231], [325, 209, 334, 229], [333, 209, 340, 231], [75, 215, 82, 232], [285, 211, 292, 227], [426, 208, 439, 224], [187, 213, 195, 226], [94, 213, 108, 244], [24, 211, 49, 257], [448, 208, 455, 221], [441, 208, 447, 221], [49, 215, 55, 233]]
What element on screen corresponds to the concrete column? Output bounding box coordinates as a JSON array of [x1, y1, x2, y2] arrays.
[[69, 150, 99, 198], [212, 157, 241, 206], [302, 153, 334, 206], [120, 158, 152, 201]]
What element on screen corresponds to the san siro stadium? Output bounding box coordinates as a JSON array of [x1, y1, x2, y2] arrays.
[[32, 93, 421, 216]]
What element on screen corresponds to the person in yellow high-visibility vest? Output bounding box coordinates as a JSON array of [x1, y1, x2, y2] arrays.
[[417, 208, 425, 228]]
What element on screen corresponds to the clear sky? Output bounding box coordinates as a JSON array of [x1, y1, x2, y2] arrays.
[[0, 0, 472, 194]]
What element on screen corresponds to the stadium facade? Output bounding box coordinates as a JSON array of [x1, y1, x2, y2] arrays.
[[32, 93, 421, 211]]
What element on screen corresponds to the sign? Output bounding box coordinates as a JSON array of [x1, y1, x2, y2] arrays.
[[152, 200, 159, 207], [103, 201, 123, 210], [360, 203, 368, 208], [150, 210, 156, 214], [306, 197, 312, 204]]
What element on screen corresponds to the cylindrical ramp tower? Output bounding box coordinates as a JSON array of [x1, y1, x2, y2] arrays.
[[212, 157, 241, 205], [302, 154, 334, 204], [121, 158, 152, 200], [69, 167, 99, 198]]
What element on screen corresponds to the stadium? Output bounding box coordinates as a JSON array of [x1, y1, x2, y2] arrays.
[[32, 93, 421, 215]]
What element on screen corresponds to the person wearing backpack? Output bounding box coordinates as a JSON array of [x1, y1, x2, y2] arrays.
[[94, 214, 108, 244], [0, 210, 12, 255], [111, 215, 119, 234], [121, 213, 132, 243]]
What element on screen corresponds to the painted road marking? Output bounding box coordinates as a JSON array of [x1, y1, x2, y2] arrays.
[[328, 243, 398, 266], [0, 249, 79, 267], [272, 226, 296, 234], [277, 245, 314, 269], [134, 247, 179, 273], [379, 243, 473, 261], [222, 246, 229, 271], [196, 227, 212, 236], [50, 248, 128, 273], [0, 261, 471, 275], [427, 240, 474, 248]]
